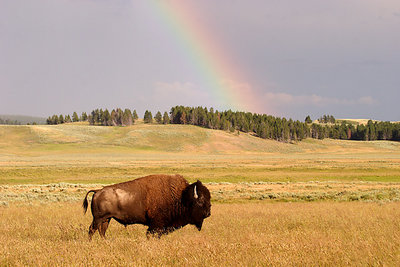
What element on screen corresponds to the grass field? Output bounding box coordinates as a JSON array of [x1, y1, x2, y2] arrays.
[[1, 202, 400, 266], [1, 124, 399, 184], [1, 123, 400, 265]]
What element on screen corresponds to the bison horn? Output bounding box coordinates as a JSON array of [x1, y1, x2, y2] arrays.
[[194, 185, 198, 199]]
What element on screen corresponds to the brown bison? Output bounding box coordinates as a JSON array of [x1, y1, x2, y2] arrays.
[[83, 174, 211, 239]]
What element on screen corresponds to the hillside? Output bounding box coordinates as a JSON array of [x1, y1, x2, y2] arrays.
[[1, 123, 399, 156], [1, 123, 400, 184]]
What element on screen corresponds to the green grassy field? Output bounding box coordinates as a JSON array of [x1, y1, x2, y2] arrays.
[[1, 123, 399, 184]]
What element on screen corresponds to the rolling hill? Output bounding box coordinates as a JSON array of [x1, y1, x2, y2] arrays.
[[1, 122, 399, 184], [1, 122, 399, 156]]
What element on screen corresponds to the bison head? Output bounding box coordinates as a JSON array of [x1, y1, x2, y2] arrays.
[[183, 180, 211, 231]]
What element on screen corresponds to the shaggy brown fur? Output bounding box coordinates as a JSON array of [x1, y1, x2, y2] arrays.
[[83, 174, 211, 239]]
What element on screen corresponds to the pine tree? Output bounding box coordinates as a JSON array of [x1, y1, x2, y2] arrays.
[[155, 111, 162, 124], [220, 118, 230, 131], [88, 112, 94, 125], [122, 109, 133, 126], [117, 108, 123, 125], [144, 110, 153, 123], [65, 115, 72, 123], [180, 111, 187, 124], [72, 112, 79, 122], [111, 109, 117, 126], [132, 110, 138, 120], [92, 109, 99, 125], [103, 109, 112, 126], [81, 112, 88, 121], [163, 112, 170, 124], [257, 122, 268, 139]]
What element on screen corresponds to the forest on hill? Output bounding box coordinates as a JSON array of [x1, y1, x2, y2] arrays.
[[46, 106, 400, 142]]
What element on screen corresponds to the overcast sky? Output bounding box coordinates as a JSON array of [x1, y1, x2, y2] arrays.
[[1, 0, 399, 121]]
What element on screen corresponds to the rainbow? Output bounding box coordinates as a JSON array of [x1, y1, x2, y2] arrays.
[[149, 0, 265, 113]]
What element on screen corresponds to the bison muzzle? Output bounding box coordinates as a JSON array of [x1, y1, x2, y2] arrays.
[[82, 174, 211, 239]]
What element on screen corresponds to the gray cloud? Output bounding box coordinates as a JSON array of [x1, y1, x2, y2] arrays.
[[152, 82, 212, 109], [0, 0, 399, 121], [263, 92, 377, 108]]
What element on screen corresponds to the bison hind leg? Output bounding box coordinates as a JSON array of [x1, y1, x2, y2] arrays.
[[88, 218, 110, 240], [88, 220, 98, 241], [99, 218, 111, 238]]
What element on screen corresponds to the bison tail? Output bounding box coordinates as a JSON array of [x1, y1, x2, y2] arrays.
[[82, 190, 99, 214]]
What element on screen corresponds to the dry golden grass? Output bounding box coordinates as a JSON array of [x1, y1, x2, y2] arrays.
[[1, 124, 400, 265], [1, 201, 400, 266]]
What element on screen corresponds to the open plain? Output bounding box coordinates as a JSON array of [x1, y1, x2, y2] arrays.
[[1, 123, 400, 266]]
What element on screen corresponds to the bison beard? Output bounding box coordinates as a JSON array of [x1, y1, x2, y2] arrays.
[[82, 174, 211, 239]]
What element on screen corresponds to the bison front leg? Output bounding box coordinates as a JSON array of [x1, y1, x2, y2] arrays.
[[146, 228, 156, 239], [146, 227, 163, 239], [146, 227, 170, 239]]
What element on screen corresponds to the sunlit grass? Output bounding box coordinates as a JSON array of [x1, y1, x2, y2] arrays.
[[1, 157, 399, 184], [1, 202, 400, 266]]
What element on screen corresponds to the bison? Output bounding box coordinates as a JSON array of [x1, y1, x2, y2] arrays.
[[82, 174, 211, 239]]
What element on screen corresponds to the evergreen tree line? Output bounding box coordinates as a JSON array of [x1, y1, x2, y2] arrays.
[[47, 109, 140, 126], [318, 115, 336, 124], [47, 112, 88, 125], [310, 120, 400, 141], [169, 106, 400, 142], [47, 108, 170, 126], [46, 106, 400, 142], [143, 110, 170, 124], [87, 108, 138, 126], [169, 106, 308, 141]]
